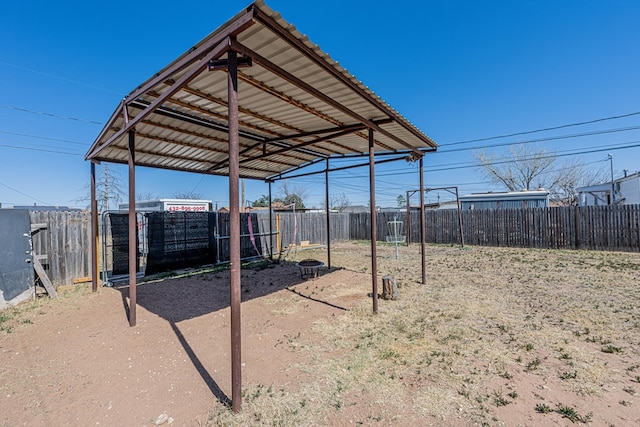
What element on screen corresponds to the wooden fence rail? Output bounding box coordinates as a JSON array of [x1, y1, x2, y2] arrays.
[[28, 205, 640, 287], [29, 211, 92, 288], [354, 205, 640, 252]]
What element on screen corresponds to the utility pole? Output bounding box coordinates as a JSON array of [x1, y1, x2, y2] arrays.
[[608, 154, 614, 205]]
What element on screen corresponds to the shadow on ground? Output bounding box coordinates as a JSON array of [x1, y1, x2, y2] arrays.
[[111, 259, 342, 407]]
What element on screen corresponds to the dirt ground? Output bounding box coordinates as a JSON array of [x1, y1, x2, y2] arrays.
[[1, 242, 639, 426]]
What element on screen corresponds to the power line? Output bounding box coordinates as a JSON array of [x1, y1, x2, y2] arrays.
[[438, 125, 640, 153], [0, 60, 122, 95], [327, 140, 640, 179], [0, 130, 89, 146], [439, 111, 640, 147], [0, 104, 104, 125], [427, 140, 640, 173], [0, 181, 52, 206], [0, 144, 82, 156]]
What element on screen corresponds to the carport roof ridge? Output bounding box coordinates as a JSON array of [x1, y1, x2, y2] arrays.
[[85, 0, 437, 181]]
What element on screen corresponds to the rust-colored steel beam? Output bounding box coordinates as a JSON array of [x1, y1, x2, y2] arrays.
[[134, 125, 297, 168], [354, 130, 395, 152], [419, 156, 426, 285], [369, 129, 378, 314], [254, 7, 436, 148], [87, 37, 231, 160], [128, 100, 327, 167], [90, 155, 280, 181], [127, 131, 137, 326], [264, 122, 369, 143], [229, 40, 421, 155], [239, 73, 395, 152], [271, 152, 414, 181], [123, 7, 256, 105], [268, 181, 273, 261], [155, 79, 352, 156], [177, 85, 302, 135], [406, 190, 411, 246], [237, 71, 344, 127], [455, 186, 465, 247], [206, 128, 345, 174], [227, 47, 243, 413], [240, 126, 356, 163], [104, 143, 285, 176], [325, 159, 331, 269], [90, 162, 98, 292], [132, 125, 302, 170], [129, 99, 262, 143]]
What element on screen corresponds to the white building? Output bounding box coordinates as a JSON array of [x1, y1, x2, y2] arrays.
[[460, 190, 550, 210], [119, 199, 213, 212], [577, 172, 640, 206]]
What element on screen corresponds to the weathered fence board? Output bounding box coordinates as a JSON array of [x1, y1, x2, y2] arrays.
[[25, 205, 640, 287], [386, 205, 640, 252], [29, 211, 91, 288]]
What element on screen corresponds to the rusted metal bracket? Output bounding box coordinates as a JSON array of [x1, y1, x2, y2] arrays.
[[208, 56, 252, 70]]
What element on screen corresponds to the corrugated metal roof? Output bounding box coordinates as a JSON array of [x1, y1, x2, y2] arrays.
[[85, 1, 437, 180]]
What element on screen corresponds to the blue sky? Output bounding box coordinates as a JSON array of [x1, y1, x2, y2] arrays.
[[1, 1, 639, 209]]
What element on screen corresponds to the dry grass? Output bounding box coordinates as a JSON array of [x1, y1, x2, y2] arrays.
[[0, 283, 93, 334], [206, 242, 640, 426]]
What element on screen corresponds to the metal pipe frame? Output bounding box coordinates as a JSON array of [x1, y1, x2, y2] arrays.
[[325, 159, 331, 269], [268, 181, 273, 261], [455, 187, 465, 247], [405, 190, 411, 246], [227, 47, 243, 413], [91, 162, 98, 292], [271, 153, 417, 182], [369, 129, 378, 314], [419, 157, 426, 285], [406, 185, 465, 248], [87, 37, 232, 160], [128, 131, 137, 326], [229, 39, 422, 155]]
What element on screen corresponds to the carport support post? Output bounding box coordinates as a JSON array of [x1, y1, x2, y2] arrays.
[[91, 161, 98, 292], [128, 131, 137, 326], [419, 156, 426, 285], [228, 47, 243, 413], [268, 180, 273, 261], [406, 190, 411, 246], [369, 129, 378, 314], [325, 159, 331, 268]]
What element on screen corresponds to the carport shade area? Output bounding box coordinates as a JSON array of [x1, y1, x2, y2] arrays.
[[84, 0, 438, 412]]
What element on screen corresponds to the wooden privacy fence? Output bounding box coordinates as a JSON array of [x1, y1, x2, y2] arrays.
[[28, 205, 640, 287], [352, 205, 640, 252], [29, 211, 91, 288], [257, 211, 350, 250]]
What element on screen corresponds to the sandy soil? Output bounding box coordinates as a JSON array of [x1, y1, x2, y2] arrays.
[[1, 242, 639, 426], [0, 251, 367, 426]]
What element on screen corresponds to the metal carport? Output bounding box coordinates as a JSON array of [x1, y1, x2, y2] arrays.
[[85, 0, 437, 412]]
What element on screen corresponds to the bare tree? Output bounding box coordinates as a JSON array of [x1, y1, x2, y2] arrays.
[[474, 144, 608, 205], [136, 191, 157, 201], [548, 158, 609, 206], [173, 190, 203, 199], [324, 193, 351, 212], [278, 180, 308, 208], [474, 144, 555, 192]]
